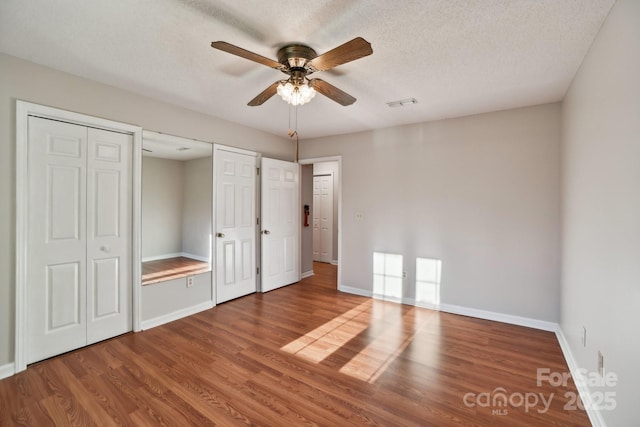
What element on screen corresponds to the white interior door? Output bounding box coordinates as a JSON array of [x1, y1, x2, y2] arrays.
[[261, 158, 300, 292], [27, 117, 132, 364], [313, 174, 333, 263], [215, 148, 257, 303], [86, 128, 132, 344]]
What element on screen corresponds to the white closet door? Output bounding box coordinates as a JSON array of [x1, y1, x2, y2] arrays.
[[86, 128, 132, 344], [27, 117, 88, 363], [215, 149, 257, 303], [261, 158, 300, 292], [313, 174, 333, 263], [27, 117, 132, 364]]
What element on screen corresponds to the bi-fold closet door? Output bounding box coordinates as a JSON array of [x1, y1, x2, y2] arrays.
[[27, 116, 132, 364]]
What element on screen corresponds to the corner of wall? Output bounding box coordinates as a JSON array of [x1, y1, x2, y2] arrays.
[[555, 327, 607, 427]]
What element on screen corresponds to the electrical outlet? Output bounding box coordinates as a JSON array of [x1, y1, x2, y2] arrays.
[[402, 271, 407, 279], [598, 351, 604, 377], [355, 212, 365, 221], [582, 326, 587, 347], [187, 276, 194, 288]]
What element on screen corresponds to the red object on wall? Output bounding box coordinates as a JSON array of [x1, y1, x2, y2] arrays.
[[304, 205, 310, 227]]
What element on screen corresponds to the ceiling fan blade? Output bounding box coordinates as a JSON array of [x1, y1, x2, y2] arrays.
[[309, 79, 356, 106], [211, 41, 283, 70], [248, 81, 280, 106], [307, 37, 373, 72]]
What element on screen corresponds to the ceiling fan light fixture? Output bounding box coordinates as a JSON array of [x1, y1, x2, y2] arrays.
[[211, 38, 372, 106], [277, 80, 316, 106]]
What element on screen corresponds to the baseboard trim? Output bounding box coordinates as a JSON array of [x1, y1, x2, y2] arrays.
[[338, 285, 372, 298], [142, 252, 210, 263], [555, 328, 606, 427], [0, 362, 15, 380], [338, 285, 557, 332], [141, 253, 182, 262], [434, 302, 558, 332], [301, 270, 314, 279], [141, 301, 214, 330], [181, 252, 210, 263]]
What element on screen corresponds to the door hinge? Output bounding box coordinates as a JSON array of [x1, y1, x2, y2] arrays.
[[256, 167, 260, 176], [256, 267, 260, 275], [256, 217, 259, 225]]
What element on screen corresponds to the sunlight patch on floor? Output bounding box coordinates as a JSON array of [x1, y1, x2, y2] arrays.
[[281, 295, 437, 383], [339, 306, 434, 383], [280, 300, 373, 363]]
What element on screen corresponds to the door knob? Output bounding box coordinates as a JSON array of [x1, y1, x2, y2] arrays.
[[100, 246, 111, 253], [262, 230, 270, 235], [216, 232, 225, 238]]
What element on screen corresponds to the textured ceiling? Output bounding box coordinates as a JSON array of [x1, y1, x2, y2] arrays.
[[0, 0, 614, 139]]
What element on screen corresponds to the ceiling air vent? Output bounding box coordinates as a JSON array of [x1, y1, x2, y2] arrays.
[[386, 98, 418, 108]]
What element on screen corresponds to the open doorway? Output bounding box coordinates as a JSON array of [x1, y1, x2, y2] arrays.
[[299, 157, 341, 288]]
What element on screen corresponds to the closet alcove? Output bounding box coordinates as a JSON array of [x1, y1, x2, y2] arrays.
[[140, 131, 214, 326]]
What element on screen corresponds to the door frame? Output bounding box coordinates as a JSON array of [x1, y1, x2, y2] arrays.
[[212, 144, 261, 301], [15, 100, 143, 373], [298, 156, 342, 288]]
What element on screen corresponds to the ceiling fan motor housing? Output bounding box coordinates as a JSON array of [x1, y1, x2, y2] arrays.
[[277, 44, 317, 70]]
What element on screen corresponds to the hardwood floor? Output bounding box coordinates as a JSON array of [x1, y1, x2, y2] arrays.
[[0, 262, 589, 426], [142, 256, 210, 285]]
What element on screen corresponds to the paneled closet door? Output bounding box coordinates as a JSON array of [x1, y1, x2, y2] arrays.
[[26, 117, 132, 364], [27, 117, 88, 363], [312, 174, 333, 263], [86, 128, 132, 344]]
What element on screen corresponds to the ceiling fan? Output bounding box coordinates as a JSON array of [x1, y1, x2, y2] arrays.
[[211, 37, 373, 107]]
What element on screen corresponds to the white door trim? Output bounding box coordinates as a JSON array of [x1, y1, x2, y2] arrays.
[[15, 100, 143, 373], [213, 143, 259, 157], [298, 156, 342, 289]]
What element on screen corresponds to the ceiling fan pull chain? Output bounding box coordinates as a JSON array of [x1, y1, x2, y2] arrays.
[[287, 103, 299, 137]]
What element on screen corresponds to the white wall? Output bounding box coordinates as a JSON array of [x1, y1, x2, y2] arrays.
[[300, 164, 314, 275], [300, 103, 562, 323], [561, 0, 640, 425], [142, 155, 212, 261], [182, 156, 212, 260], [142, 272, 212, 324], [142, 157, 185, 259], [0, 52, 291, 367], [313, 161, 340, 263]]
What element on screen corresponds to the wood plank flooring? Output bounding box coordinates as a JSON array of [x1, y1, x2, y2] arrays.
[[142, 256, 210, 285], [0, 262, 590, 426]]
